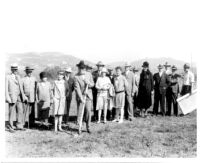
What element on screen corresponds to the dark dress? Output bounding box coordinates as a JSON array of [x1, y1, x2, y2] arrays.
[[137, 69, 153, 109]]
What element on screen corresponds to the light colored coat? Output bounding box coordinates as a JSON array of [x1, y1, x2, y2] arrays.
[[36, 81, 52, 109], [5, 74, 25, 103], [53, 79, 69, 115], [74, 71, 94, 102], [123, 71, 136, 96], [22, 75, 37, 103]]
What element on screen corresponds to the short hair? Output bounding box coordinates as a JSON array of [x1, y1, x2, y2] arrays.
[[115, 66, 122, 71]]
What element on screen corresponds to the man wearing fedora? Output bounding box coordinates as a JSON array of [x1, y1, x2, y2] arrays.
[[64, 67, 74, 124], [22, 66, 37, 128], [181, 63, 194, 96], [92, 61, 105, 121], [74, 60, 94, 134], [123, 62, 136, 121], [5, 64, 27, 132], [166, 65, 180, 116], [153, 64, 170, 116]]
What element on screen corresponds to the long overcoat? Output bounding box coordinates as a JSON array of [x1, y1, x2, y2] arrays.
[[137, 69, 153, 109]]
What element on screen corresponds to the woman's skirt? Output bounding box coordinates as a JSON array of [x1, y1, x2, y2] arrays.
[[96, 95, 108, 111], [114, 92, 125, 109], [53, 97, 66, 116]]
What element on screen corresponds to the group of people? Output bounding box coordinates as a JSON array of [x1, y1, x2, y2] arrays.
[[5, 60, 195, 134]]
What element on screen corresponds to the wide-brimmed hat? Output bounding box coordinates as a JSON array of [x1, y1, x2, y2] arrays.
[[25, 66, 34, 71], [158, 64, 163, 69], [40, 72, 48, 78], [171, 65, 177, 70], [164, 62, 171, 67], [124, 62, 131, 67], [11, 63, 18, 70], [76, 60, 86, 69], [96, 61, 105, 67], [101, 67, 107, 73], [184, 63, 190, 69], [142, 61, 149, 68], [65, 67, 72, 73]]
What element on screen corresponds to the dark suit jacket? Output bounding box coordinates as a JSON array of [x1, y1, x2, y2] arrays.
[[153, 72, 170, 93]]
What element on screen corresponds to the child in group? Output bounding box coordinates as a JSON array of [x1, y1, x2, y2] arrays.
[[36, 72, 53, 126], [95, 68, 111, 124], [53, 70, 69, 132], [112, 66, 128, 123]]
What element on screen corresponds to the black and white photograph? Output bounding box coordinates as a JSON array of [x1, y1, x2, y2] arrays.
[[1, 0, 199, 161]]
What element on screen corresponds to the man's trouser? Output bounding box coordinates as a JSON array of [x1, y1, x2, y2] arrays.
[[9, 101, 24, 128], [24, 102, 35, 127], [181, 85, 191, 96], [77, 98, 92, 131], [153, 89, 166, 115], [125, 95, 134, 119], [65, 98, 72, 123], [166, 91, 178, 116]]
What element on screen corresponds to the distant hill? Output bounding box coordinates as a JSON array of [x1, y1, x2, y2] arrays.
[[5, 53, 196, 79], [5, 52, 95, 78]]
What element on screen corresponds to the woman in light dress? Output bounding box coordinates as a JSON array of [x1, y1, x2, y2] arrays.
[[53, 70, 69, 132], [95, 68, 111, 124]]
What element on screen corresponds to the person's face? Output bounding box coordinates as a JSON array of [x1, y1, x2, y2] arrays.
[[158, 68, 163, 72], [184, 67, 189, 72], [172, 69, 176, 74], [143, 67, 148, 71], [26, 71, 32, 77], [42, 77, 47, 82], [125, 66, 130, 71], [109, 70, 114, 75], [65, 72, 71, 77], [58, 74, 64, 80], [102, 72, 106, 77], [116, 69, 121, 76], [79, 67, 86, 74], [11, 69, 18, 75], [98, 66, 103, 71]]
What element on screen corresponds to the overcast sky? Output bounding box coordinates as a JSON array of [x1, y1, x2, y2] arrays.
[[1, 0, 200, 64]]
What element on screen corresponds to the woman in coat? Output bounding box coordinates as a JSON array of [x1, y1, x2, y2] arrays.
[[53, 70, 69, 132], [36, 72, 53, 126], [137, 61, 154, 117]]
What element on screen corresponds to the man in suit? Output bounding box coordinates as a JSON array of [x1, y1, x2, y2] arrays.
[[92, 61, 105, 121], [153, 64, 170, 116], [64, 67, 74, 124], [5, 64, 27, 132], [166, 65, 180, 116], [74, 60, 94, 134], [123, 62, 136, 121], [22, 66, 37, 128]]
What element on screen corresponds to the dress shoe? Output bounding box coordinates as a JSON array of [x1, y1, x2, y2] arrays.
[[87, 129, 92, 134]]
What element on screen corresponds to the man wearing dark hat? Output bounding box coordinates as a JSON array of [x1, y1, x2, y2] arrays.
[[22, 66, 37, 128], [166, 65, 180, 116], [123, 62, 136, 121], [92, 61, 105, 121], [5, 64, 27, 132], [74, 60, 94, 134], [153, 64, 170, 116], [181, 63, 194, 96]]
